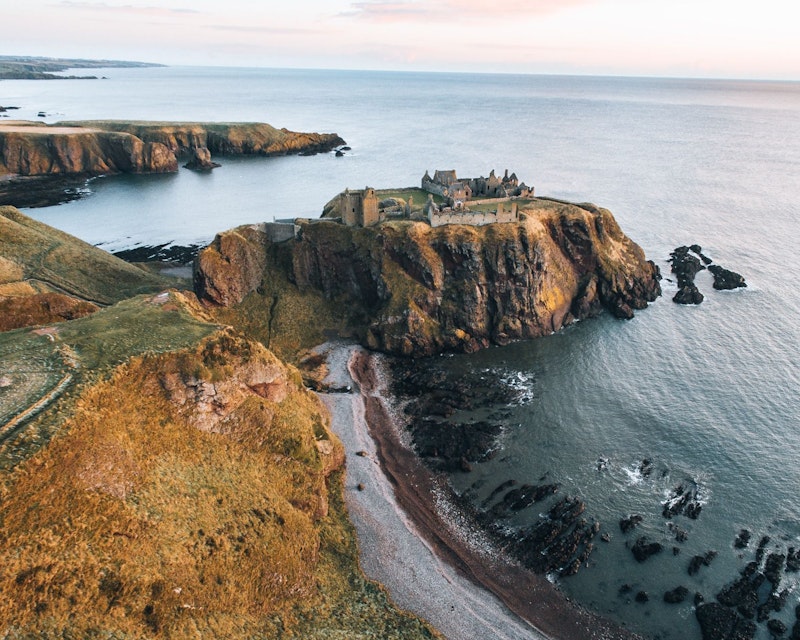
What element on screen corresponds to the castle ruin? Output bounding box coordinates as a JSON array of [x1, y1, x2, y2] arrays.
[[421, 168, 533, 207], [328, 168, 533, 229], [334, 187, 380, 227]]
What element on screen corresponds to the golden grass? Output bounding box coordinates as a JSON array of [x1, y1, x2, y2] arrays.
[[0, 326, 438, 638], [0, 206, 168, 306]]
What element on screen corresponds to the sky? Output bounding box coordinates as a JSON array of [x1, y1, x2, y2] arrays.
[[2, 0, 799, 80]]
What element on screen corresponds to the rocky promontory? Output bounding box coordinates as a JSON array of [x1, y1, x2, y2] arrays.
[[194, 198, 661, 357], [60, 120, 347, 158], [0, 120, 346, 206]]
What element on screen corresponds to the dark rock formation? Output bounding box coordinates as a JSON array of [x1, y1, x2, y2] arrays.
[[662, 482, 703, 519], [735, 529, 752, 549], [195, 200, 661, 357], [184, 146, 220, 171], [670, 245, 706, 305], [696, 602, 757, 640], [664, 586, 689, 604], [635, 591, 649, 603], [769, 620, 788, 637], [689, 551, 718, 576], [669, 244, 746, 303], [620, 514, 643, 534], [631, 537, 663, 562], [708, 265, 747, 290]]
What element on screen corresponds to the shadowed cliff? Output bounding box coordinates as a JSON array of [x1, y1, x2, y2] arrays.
[[194, 198, 661, 358]]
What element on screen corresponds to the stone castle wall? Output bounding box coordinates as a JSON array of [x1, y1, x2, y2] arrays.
[[429, 202, 518, 228]]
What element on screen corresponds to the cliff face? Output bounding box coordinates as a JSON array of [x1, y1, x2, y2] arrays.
[[0, 120, 345, 181], [58, 120, 346, 157], [0, 122, 177, 176], [194, 199, 661, 357]]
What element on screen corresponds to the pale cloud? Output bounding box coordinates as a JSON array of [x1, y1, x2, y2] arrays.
[[56, 1, 202, 16], [207, 25, 323, 35], [344, 0, 593, 22]]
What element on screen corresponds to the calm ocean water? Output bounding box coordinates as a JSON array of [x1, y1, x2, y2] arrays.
[[5, 67, 800, 639]]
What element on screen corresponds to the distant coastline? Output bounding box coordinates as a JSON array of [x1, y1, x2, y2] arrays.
[[0, 55, 163, 80]]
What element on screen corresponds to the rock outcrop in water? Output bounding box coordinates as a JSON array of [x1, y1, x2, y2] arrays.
[[669, 244, 746, 304], [195, 198, 661, 357]]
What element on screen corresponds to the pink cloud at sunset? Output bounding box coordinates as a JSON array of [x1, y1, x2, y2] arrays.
[[0, 0, 796, 79]]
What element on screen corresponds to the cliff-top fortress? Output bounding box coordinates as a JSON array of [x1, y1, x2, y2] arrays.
[[329, 169, 534, 228]]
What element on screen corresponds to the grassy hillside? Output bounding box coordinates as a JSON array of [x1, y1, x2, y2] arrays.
[[0, 212, 438, 638], [0, 206, 168, 306]]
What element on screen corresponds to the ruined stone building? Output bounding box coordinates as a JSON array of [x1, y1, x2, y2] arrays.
[[424, 194, 519, 228], [334, 187, 379, 227], [422, 168, 533, 206]]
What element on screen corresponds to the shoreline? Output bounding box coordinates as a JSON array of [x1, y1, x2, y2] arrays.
[[319, 341, 643, 640]]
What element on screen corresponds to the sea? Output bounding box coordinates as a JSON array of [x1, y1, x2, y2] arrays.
[[3, 67, 800, 640]]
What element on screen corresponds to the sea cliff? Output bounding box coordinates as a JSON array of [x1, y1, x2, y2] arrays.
[[194, 198, 661, 357], [0, 120, 345, 179]]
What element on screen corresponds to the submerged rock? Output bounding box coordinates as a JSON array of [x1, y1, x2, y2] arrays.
[[664, 586, 689, 604], [631, 536, 663, 562]]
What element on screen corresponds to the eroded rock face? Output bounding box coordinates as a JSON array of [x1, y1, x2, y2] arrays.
[[184, 146, 220, 170], [195, 201, 661, 357], [57, 121, 346, 157], [0, 125, 177, 176], [193, 226, 268, 307]]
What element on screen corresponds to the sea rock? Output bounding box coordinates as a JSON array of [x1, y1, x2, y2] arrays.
[[735, 529, 752, 549], [674, 284, 705, 305], [708, 265, 747, 290], [664, 586, 689, 604], [670, 246, 706, 305], [620, 514, 644, 534], [696, 602, 757, 640], [663, 482, 703, 519], [768, 620, 788, 637], [631, 536, 663, 562], [689, 551, 718, 576], [635, 591, 649, 603], [184, 146, 220, 170]]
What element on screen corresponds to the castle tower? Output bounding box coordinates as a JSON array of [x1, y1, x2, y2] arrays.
[[361, 187, 379, 226]]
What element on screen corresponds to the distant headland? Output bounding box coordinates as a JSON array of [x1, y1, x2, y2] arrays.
[[0, 119, 345, 207], [0, 55, 163, 80]]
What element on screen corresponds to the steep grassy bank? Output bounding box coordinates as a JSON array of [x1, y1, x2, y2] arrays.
[[0, 213, 438, 638]]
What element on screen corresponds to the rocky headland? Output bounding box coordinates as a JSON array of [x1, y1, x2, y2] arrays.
[[194, 198, 661, 358], [0, 120, 345, 207]]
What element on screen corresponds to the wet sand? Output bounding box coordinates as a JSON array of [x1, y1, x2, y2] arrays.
[[318, 342, 642, 640]]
